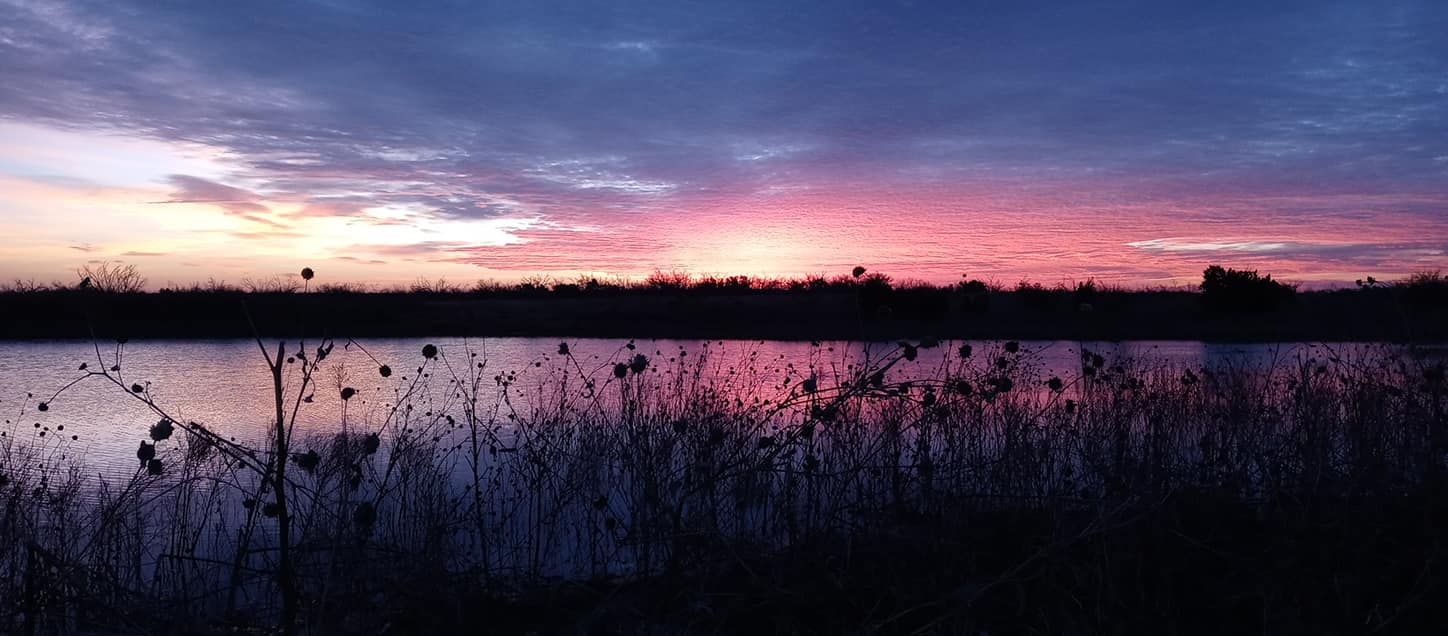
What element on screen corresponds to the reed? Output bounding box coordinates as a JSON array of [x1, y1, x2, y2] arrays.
[[2, 336, 1445, 633]]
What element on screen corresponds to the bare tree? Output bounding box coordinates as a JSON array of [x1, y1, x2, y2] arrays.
[[76, 261, 147, 292]]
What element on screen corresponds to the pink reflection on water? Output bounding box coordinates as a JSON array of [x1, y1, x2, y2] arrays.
[[2, 338, 1393, 481]]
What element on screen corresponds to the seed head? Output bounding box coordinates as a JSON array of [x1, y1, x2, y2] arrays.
[[137, 440, 156, 465], [294, 449, 320, 473], [629, 354, 649, 374], [801, 375, 818, 393], [149, 418, 174, 441]]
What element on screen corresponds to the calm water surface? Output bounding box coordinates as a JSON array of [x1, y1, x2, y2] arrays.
[[0, 338, 1423, 476]]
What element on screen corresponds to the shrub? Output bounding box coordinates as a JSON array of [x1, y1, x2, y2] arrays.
[[241, 275, 301, 293], [1073, 278, 1099, 306], [955, 277, 992, 313], [409, 277, 462, 294], [1200, 265, 1296, 312], [77, 261, 147, 292], [1399, 271, 1448, 309], [644, 270, 693, 291], [1015, 280, 1059, 312]]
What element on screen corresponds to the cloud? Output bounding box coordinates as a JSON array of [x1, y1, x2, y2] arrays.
[[162, 175, 266, 210], [1128, 236, 1447, 270], [157, 174, 291, 228], [1128, 239, 1294, 254], [228, 230, 305, 241], [352, 241, 481, 262], [442, 229, 667, 272], [335, 255, 387, 265], [8, 0, 1440, 208], [0, 0, 1445, 283]]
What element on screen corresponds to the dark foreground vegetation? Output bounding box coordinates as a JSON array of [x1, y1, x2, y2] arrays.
[[3, 265, 1447, 341], [4, 332, 1448, 634]]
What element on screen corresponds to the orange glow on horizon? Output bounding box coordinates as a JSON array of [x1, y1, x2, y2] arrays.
[[1, 124, 1443, 290]]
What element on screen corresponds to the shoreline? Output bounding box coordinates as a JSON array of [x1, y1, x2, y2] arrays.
[[3, 288, 1445, 342]]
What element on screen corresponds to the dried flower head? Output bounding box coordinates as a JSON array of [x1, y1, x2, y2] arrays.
[[149, 418, 174, 441]]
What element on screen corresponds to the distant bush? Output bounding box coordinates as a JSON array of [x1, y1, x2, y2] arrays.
[[1200, 265, 1296, 312], [1399, 271, 1448, 309], [693, 275, 753, 293], [471, 278, 510, 294], [241, 275, 301, 293], [645, 270, 693, 291], [2, 278, 60, 293], [77, 260, 147, 292], [409, 277, 463, 294], [515, 274, 558, 293], [1072, 278, 1098, 306], [856, 272, 894, 317], [317, 281, 370, 294], [893, 286, 950, 319], [1015, 280, 1059, 312], [956, 277, 991, 313]]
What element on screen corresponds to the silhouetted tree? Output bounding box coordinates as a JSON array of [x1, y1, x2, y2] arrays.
[[1200, 265, 1295, 312]]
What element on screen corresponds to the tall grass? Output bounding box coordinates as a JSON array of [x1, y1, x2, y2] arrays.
[[2, 339, 1445, 632]]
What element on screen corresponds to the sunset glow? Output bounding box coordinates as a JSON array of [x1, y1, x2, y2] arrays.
[[2, 0, 1445, 288]]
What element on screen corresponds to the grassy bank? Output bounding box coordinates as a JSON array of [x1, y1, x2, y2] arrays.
[[3, 338, 1446, 633], [2, 283, 1446, 341]]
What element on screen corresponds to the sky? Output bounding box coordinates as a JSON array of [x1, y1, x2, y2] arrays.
[[1, 0, 1445, 289]]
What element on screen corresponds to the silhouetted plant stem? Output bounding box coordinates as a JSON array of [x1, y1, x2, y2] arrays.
[[267, 341, 299, 635]]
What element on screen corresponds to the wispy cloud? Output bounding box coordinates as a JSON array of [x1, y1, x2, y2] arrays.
[[157, 175, 289, 228], [1128, 239, 1293, 254], [335, 255, 387, 265]]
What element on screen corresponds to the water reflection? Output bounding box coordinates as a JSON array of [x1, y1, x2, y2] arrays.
[[0, 338, 1411, 478]]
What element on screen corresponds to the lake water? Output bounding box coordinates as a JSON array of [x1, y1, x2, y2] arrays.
[[0, 337, 1432, 477]]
